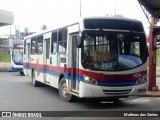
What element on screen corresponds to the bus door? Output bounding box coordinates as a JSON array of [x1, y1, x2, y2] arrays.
[[43, 38, 51, 83], [70, 34, 79, 92], [26, 40, 30, 76]]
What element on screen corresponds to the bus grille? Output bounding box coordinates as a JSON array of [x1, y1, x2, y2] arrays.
[[103, 89, 132, 95]]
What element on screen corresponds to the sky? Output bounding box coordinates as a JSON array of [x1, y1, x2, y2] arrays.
[[0, 0, 151, 35]]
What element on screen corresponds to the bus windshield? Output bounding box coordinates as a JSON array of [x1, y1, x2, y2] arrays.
[[81, 30, 148, 71], [12, 44, 23, 65]]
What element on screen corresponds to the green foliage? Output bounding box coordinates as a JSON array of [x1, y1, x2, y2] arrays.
[[156, 50, 160, 66], [0, 38, 8, 45], [0, 51, 11, 62]]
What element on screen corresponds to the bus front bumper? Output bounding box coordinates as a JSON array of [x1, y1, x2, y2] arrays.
[[79, 81, 148, 98]]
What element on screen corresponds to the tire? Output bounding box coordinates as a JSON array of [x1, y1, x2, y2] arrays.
[[20, 71, 24, 76], [59, 77, 75, 102]]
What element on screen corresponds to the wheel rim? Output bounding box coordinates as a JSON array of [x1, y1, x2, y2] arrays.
[[61, 82, 68, 97]]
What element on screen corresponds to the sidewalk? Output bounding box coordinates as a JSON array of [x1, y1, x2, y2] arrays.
[[146, 90, 160, 97], [145, 82, 160, 97], [144, 70, 160, 97]]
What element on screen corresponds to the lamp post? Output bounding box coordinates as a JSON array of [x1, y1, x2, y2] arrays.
[[80, 0, 81, 17], [115, 0, 117, 16]]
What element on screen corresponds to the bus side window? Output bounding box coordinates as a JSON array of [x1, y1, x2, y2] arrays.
[[58, 28, 67, 54], [51, 31, 57, 54], [31, 37, 36, 55], [37, 35, 43, 54], [24, 40, 26, 55]]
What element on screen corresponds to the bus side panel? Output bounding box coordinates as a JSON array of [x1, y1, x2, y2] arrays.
[[35, 55, 44, 83], [29, 54, 37, 76], [49, 54, 59, 88]]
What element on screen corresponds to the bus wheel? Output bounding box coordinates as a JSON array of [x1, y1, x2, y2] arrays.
[[31, 71, 39, 87], [20, 71, 24, 76], [59, 77, 75, 102]]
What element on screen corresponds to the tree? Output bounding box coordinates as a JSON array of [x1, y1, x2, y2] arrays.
[[113, 14, 125, 18], [41, 24, 47, 30], [106, 14, 125, 18]]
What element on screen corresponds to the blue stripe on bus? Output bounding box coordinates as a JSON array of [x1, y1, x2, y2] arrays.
[[99, 80, 136, 86], [12, 67, 22, 72]]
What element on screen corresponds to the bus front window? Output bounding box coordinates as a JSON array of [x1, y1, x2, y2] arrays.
[[12, 48, 23, 65], [81, 31, 147, 71], [82, 31, 118, 70]]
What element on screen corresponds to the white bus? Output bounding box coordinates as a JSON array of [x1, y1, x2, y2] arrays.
[[23, 17, 148, 102], [11, 41, 24, 75]]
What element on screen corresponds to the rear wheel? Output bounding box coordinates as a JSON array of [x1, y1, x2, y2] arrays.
[[59, 77, 75, 102], [20, 71, 24, 76]]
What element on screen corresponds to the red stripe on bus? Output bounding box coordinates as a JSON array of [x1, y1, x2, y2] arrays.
[[23, 62, 147, 82]]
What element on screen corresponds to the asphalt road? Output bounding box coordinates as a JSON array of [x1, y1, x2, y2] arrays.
[[0, 72, 160, 120]]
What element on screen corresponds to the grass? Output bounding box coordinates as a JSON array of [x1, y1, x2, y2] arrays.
[[156, 50, 160, 67], [0, 51, 11, 62]]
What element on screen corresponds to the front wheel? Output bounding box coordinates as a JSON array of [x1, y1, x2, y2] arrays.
[[59, 77, 75, 102]]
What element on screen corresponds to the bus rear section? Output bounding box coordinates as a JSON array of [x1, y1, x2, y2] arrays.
[[23, 17, 148, 102]]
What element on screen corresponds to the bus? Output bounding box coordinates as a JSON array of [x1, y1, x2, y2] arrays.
[[11, 41, 24, 75], [23, 17, 148, 102]]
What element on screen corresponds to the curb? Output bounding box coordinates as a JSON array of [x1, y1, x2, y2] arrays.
[[144, 94, 160, 97], [144, 91, 160, 97], [136, 94, 160, 97]]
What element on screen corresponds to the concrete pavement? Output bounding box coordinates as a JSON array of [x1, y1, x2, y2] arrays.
[[145, 73, 160, 97], [145, 82, 160, 97], [146, 90, 160, 97]]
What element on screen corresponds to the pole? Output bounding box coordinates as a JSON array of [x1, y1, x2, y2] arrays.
[[80, 0, 81, 17], [10, 25, 11, 37], [115, 0, 117, 16], [148, 16, 158, 91]]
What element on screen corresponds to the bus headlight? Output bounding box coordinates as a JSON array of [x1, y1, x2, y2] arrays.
[[83, 75, 99, 86], [136, 75, 147, 85]]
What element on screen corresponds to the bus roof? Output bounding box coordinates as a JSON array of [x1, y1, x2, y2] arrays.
[[24, 22, 79, 39], [82, 16, 142, 23], [24, 17, 143, 39]]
